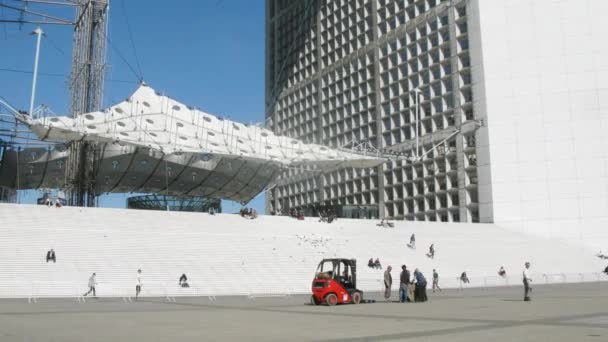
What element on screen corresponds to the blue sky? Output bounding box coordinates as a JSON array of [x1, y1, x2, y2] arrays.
[[0, 0, 266, 214]]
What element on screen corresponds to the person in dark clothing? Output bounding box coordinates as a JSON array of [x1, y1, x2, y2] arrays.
[[399, 265, 411, 303], [179, 274, 189, 288], [523, 262, 532, 301], [46, 249, 56, 263], [604, 265, 608, 275], [460, 271, 470, 284], [427, 244, 435, 259], [413, 268, 427, 302], [368, 258, 375, 268]]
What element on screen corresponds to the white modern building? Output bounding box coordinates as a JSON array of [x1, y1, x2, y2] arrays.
[[266, 0, 608, 233], [470, 0, 608, 239]]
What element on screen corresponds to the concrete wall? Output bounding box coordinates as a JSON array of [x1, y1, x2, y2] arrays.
[[473, 0, 608, 243]]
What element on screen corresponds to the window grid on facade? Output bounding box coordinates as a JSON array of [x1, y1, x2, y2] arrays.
[[266, 0, 479, 222]]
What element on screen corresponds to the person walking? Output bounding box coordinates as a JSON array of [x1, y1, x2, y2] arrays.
[[432, 269, 441, 292], [428, 244, 435, 258], [523, 262, 532, 301], [384, 265, 393, 301], [83, 273, 97, 297], [135, 269, 143, 300], [399, 265, 411, 303], [409, 234, 416, 249]]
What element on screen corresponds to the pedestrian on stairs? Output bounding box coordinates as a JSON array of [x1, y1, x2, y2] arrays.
[[83, 273, 97, 297], [135, 269, 143, 300], [409, 234, 416, 249]]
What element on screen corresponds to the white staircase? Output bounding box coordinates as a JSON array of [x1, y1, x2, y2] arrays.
[[0, 203, 604, 298]]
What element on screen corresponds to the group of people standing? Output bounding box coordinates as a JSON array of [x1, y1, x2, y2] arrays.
[[381, 261, 534, 302], [383, 265, 433, 303]]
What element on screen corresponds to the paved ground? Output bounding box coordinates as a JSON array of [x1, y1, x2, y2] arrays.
[[0, 283, 607, 341]]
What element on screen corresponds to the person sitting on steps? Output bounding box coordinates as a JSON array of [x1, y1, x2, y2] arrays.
[[377, 219, 394, 228], [179, 274, 189, 288], [46, 249, 56, 263], [460, 271, 470, 284]]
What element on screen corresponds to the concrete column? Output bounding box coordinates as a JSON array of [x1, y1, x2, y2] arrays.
[[315, 1, 325, 206], [371, 0, 385, 219], [447, 1, 468, 222]]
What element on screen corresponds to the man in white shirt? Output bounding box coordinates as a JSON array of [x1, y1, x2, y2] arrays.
[[83, 273, 97, 297], [135, 269, 143, 300], [523, 262, 532, 301]]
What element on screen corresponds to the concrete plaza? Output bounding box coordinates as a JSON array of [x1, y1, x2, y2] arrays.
[[0, 282, 607, 341]]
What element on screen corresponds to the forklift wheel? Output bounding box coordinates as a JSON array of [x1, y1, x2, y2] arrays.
[[325, 293, 338, 306], [311, 295, 320, 305], [352, 292, 361, 304]]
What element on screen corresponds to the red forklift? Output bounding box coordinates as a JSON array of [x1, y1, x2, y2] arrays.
[[311, 258, 364, 306]]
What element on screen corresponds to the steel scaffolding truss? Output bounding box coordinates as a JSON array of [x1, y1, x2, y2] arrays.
[[67, 0, 108, 207], [0, 0, 109, 207]]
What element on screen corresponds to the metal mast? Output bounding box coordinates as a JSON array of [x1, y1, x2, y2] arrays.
[[66, 0, 109, 206], [0, 0, 109, 207]]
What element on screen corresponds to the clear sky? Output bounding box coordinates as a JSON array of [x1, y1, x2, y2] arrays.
[[0, 0, 266, 214]]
